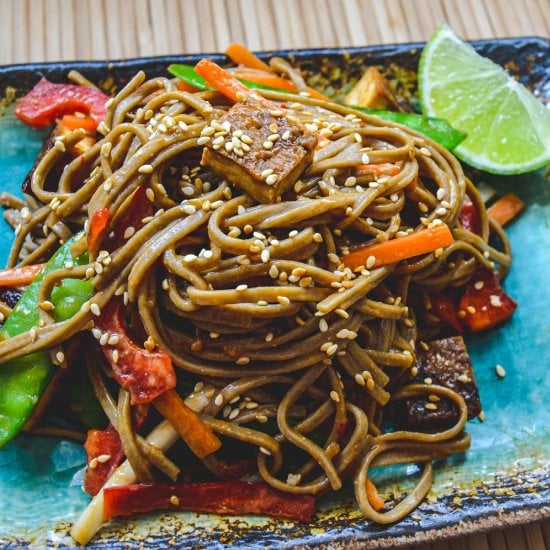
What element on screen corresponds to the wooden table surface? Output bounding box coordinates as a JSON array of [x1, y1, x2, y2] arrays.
[[0, 1, 548, 548]]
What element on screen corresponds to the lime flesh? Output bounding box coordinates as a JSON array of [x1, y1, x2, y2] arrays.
[[419, 25, 550, 174]]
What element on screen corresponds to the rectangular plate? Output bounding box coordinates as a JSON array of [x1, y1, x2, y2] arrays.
[[0, 38, 549, 548]]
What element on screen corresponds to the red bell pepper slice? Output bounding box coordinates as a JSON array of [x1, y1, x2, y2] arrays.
[[431, 291, 463, 334], [14, 78, 109, 130], [83, 425, 125, 496], [458, 196, 481, 235], [459, 269, 517, 332], [103, 482, 316, 523], [83, 405, 149, 496], [95, 298, 176, 404]]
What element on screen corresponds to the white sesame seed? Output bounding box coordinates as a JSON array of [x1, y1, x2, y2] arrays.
[[330, 390, 340, 403], [184, 254, 197, 262], [89, 458, 98, 469], [112, 350, 119, 364], [201, 126, 215, 137], [282, 130, 291, 140], [170, 495, 180, 506], [261, 249, 271, 263], [436, 207, 447, 216], [289, 230, 299, 238], [326, 343, 338, 356], [259, 447, 271, 456], [495, 364, 506, 378], [213, 394, 224, 407], [236, 284, 248, 291], [436, 188, 446, 200], [90, 303, 101, 316], [236, 356, 250, 365], [286, 473, 302, 486], [490, 295, 502, 308], [335, 308, 349, 319], [425, 403, 438, 410], [355, 373, 366, 386], [138, 164, 154, 175], [96, 454, 111, 463], [277, 295, 290, 306], [474, 280, 485, 290], [365, 255, 376, 269], [269, 265, 279, 279], [197, 136, 211, 146], [265, 174, 278, 186], [229, 408, 240, 420], [262, 140, 273, 150], [39, 300, 55, 311], [99, 332, 109, 346], [55, 351, 65, 364], [361, 153, 370, 164]]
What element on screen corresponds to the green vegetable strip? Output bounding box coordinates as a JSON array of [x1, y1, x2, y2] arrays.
[[350, 106, 467, 151], [0, 235, 93, 447], [167, 63, 466, 150]]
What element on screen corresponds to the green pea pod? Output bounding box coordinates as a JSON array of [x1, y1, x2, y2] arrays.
[[0, 235, 93, 447], [347, 106, 467, 150]]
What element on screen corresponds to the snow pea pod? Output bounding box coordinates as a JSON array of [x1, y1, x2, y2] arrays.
[[0, 235, 93, 447]]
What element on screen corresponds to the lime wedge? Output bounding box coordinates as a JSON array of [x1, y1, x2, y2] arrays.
[[419, 25, 550, 174]]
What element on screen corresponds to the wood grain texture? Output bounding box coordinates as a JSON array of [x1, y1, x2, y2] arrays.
[[0, 1, 548, 549]]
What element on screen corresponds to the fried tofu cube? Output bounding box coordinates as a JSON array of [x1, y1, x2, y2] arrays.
[[201, 99, 317, 203], [402, 336, 482, 426], [344, 67, 412, 112]]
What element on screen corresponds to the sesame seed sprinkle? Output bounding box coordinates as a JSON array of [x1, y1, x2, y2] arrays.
[[355, 373, 366, 386], [330, 390, 340, 403], [214, 394, 224, 407], [495, 364, 506, 378]]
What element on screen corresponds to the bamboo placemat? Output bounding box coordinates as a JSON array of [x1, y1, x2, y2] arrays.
[[0, 1, 548, 548]]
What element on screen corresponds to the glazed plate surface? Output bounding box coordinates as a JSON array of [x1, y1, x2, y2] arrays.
[[0, 38, 549, 548]]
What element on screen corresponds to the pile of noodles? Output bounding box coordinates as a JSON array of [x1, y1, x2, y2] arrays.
[[0, 69, 511, 524]]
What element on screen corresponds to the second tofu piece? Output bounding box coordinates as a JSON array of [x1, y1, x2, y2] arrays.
[[201, 99, 318, 204]]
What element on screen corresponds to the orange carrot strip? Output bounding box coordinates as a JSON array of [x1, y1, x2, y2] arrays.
[[195, 58, 263, 104], [61, 114, 98, 132], [0, 264, 45, 287], [343, 224, 454, 271], [176, 79, 201, 93], [226, 43, 272, 73], [232, 68, 331, 101], [487, 193, 525, 226], [366, 478, 385, 511], [154, 389, 221, 459], [87, 208, 110, 256], [355, 163, 401, 177]]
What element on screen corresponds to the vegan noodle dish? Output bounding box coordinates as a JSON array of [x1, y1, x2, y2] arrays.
[[0, 38, 539, 545]]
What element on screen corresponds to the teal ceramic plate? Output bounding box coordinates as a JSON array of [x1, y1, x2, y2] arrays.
[[0, 39, 549, 548]]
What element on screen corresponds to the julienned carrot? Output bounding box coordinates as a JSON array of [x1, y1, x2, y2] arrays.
[[487, 193, 525, 226], [232, 68, 331, 101], [343, 224, 454, 271], [226, 43, 272, 73], [366, 478, 385, 511], [154, 389, 221, 459], [0, 264, 45, 287], [355, 163, 401, 177], [61, 114, 98, 132], [195, 58, 263, 104]]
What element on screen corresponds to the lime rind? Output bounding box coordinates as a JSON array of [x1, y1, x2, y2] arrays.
[[419, 25, 550, 175]]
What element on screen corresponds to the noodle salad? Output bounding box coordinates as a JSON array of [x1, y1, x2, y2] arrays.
[[0, 44, 522, 544]]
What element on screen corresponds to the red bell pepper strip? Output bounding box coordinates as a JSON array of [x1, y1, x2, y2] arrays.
[[458, 269, 517, 332], [83, 425, 126, 496], [95, 298, 176, 404], [83, 405, 149, 496], [458, 197, 481, 235], [14, 78, 109, 130], [430, 291, 463, 334], [103, 481, 316, 523], [87, 208, 110, 256]]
